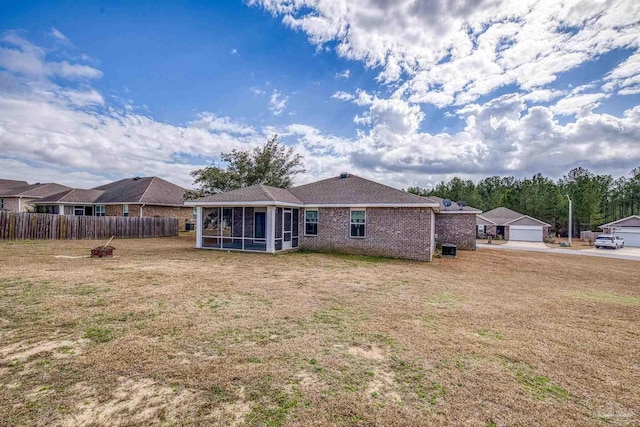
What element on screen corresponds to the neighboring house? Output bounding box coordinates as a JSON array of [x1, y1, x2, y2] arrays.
[[0, 181, 71, 212], [185, 173, 477, 261], [477, 207, 551, 242], [599, 215, 640, 247], [34, 177, 195, 230], [429, 197, 482, 250]]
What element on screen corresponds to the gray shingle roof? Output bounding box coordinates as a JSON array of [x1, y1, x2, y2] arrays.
[[92, 177, 187, 205], [600, 215, 640, 228], [191, 184, 302, 204], [0, 179, 29, 193], [479, 207, 548, 226], [289, 174, 435, 205], [428, 196, 481, 213], [0, 183, 71, 198], [38, 189, 105, 204]]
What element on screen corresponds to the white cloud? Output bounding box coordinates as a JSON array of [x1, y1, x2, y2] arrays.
[[551, 93, 607, 116], [331, 90, 353, 101], [189, 112, 256, 135], [46, 61, 103, 80], [0, 32, 102, 80], [335, 69, 350, 79], [250, 87, 266, 96], [50, 27, 70, 44], [603, 51, 640, 95], [250, 0, 640, 107], [231, 48, 238, 55], [269, 89, 288, 115]]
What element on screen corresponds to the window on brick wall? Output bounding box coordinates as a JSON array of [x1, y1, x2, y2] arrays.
[[304, 209, 318, 235], [95, 205, 106, 216], [350, 209, 366, 238], [192, 207, 197, 220], [0, 198, 3, 210], [123, 205, 129, 217]]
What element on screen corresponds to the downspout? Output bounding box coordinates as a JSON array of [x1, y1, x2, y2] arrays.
[[140, 204, 146, 217], [18, 196, 22, 212]]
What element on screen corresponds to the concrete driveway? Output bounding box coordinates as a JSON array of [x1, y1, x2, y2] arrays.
[[477, 241, 640, 261]]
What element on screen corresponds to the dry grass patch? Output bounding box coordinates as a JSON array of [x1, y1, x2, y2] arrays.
[[1, 235, 639, 426]]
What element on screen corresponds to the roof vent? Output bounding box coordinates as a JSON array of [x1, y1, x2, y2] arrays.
[[133, 177, 141, 181], [339, 172, 349, 179], [457, 201, 467, 210], [35, 182, 41, 185]]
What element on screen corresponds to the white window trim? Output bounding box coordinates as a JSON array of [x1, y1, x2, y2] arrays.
[[95, 205, 106, 216], [123, 204, 129, 217], [350, 208, 366, 238], [304, 208, 319, 236]]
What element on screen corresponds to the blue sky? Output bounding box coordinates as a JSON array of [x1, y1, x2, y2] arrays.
[[1, 0, 639, 190]]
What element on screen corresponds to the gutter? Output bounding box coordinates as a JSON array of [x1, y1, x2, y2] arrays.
[[140, 204, 146, 217]]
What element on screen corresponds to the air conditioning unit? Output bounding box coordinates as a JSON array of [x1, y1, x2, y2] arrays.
[[441, 243, 457, 257]]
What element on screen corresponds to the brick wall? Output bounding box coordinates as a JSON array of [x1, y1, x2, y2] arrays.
[[103, 204, 193, 231], [299, 207, 434, 261], [1, 198, 22, 212], [484, 225, 510, 240], [435, 213, 476, 250]]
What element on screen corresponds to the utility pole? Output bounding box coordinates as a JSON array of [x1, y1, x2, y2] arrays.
[[566, 195, 572, 247]]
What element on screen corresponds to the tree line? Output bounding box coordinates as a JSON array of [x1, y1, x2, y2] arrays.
[[408, 167, 640, 235]]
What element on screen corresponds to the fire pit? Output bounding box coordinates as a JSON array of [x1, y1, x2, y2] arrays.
[[90, 236, 115, 258], [91, 245, 115, 258]]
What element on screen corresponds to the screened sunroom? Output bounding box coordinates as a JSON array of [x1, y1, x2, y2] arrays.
[[186, 184, 304, 253]]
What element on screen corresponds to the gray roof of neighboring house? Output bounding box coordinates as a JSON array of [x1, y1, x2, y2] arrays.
[[38, 189, 105, 204], [600, 215, 640, 228], [35, 177, 188, 206], [428, 196, 482, 213], [189, 184, 303, 204], [289, 174, 436, 206], [0, 182, 71, 198], [478, 207, 549, 226], [92, 177, 188, 205], [0, 179, 29, 193]]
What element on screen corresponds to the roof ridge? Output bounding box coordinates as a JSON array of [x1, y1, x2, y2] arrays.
[[138, 176, 156, 203], [259, 184, 277, 201]]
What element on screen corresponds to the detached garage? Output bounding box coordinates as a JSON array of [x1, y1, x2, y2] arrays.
[[477, 207, 550, 242], [599, 215, 640, 247]]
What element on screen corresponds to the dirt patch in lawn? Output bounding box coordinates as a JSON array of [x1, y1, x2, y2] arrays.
[[1, 235, 639, 426]]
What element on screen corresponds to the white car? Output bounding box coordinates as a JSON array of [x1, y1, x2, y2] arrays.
[[595, 234, 625, 249]]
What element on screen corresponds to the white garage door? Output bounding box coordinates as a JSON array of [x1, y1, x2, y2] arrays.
[[617, 230, 640, 247], [509, 225, 543, 242]]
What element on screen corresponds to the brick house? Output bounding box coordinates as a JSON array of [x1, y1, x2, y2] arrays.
[[0, 180, 71, 212], [186, 173, 478, 261], [33, 177, 195, 231], [477, 207, 551, 242], [430, 197, 481, 250]]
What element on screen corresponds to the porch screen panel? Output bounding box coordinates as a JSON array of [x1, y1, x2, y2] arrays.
[[243, 207, 254, 238], [283, 210, 292, 242], [202, 207, 222, 248], [275, 208, 283, 239], [202, 208, 221, 236], [292, 208, 299, 247], [232, 207, 243, 238], [222, 208, 233, 237]]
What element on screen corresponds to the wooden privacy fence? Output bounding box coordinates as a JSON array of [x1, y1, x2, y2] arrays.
[[0, 212, 178, 240]]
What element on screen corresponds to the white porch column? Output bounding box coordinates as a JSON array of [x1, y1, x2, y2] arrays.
[[195, 206, 203, 248], [59, 204, 65, 215], [266, 206, 276, 253]]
